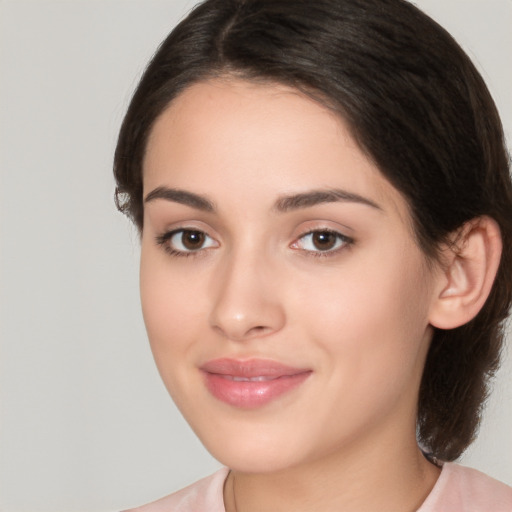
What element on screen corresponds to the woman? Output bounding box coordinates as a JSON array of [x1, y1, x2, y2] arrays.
[[114, 0, 512, 510]]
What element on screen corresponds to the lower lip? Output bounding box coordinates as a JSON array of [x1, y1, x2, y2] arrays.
[[202, 371, 312, 409]]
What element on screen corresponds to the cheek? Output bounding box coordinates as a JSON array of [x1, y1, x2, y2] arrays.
[[292, 246, 432, 377], [288, 254, 432, 441], [139, 249, 206, 361], [139, 250, 214, 413]]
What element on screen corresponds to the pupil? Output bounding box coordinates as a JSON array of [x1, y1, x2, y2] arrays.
[[313, 231, 336, 250], [183, 231, 204, 250]]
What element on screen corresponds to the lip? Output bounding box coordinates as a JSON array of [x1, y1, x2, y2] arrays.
[[200, 358, 312, 409]]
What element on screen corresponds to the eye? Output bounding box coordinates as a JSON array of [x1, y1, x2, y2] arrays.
[[156, 229, 218, 256], [292, 229, 352, 254]]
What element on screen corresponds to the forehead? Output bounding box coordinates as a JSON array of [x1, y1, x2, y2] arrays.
[[145, 79, 349, 166], [143, 79, 411, 223]]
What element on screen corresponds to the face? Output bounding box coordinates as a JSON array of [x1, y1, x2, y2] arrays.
[[140, 79, 442, 473]]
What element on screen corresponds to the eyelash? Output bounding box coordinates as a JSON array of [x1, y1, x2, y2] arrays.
[[155, 229, 217, 258], [155, 228, 354, 259], [291, 229, 354, 258]]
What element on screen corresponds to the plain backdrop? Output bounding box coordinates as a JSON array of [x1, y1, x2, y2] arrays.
[[0, 1, 511, 511]]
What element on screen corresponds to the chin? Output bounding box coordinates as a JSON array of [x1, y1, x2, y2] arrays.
[[190, 416, 314, 474], [209, 443, 299, 474]]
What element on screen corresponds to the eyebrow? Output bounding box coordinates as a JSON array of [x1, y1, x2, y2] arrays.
[[274, 188, 382, 212], [144, 186, 215, 212], [144, 186, 381, 213]]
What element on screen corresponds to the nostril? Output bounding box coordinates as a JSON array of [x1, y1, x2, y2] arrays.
[[212, 323, 273, 341], [246, 325, 271, 338]]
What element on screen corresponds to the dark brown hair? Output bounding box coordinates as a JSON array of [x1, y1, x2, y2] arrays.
[[114, 0, 512, 461]]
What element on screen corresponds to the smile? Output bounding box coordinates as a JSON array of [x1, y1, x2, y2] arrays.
[[200, 358, 312, 409]]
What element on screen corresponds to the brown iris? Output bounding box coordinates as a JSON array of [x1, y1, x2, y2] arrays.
[[181, 230, 205, 250], [312, 231, 338, 251]]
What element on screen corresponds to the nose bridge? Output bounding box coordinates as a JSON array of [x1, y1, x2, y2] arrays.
[[209, 242, 285, 341]]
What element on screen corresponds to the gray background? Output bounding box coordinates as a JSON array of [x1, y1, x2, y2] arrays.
[[1, 1, 511, 511]]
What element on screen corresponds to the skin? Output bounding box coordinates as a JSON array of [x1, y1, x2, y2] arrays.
[[140, 79, 444, 512]]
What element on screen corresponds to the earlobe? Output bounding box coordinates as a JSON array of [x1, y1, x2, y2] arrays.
[[429, 216, 502, 330]]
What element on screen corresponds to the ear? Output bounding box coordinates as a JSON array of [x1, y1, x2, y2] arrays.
[[429, 216, 502, 330]]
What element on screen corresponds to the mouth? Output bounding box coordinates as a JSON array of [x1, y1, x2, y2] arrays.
[[199, 358, 312, 409]]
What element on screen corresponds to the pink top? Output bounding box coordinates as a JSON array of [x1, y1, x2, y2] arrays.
[[125, 463, 512, 511]]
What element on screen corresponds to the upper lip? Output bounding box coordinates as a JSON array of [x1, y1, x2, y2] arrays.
[[200, 358, 311, 379]]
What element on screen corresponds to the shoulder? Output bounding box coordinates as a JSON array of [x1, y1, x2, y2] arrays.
[[419, 462, 512, 512], [122, 468, 229, 512]]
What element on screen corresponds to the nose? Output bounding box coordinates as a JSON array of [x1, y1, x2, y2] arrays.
[[209, 250, 286, 341]]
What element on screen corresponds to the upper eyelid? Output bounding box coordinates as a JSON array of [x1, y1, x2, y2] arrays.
[[156, 226, 350, 239], [294, 226, 354, 241], [299, 227, 348, 237], [158, 227, 215, 241], [154, 225, 353, 250], [156, 223, 216, 239], [294, 229, 353, 243]]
